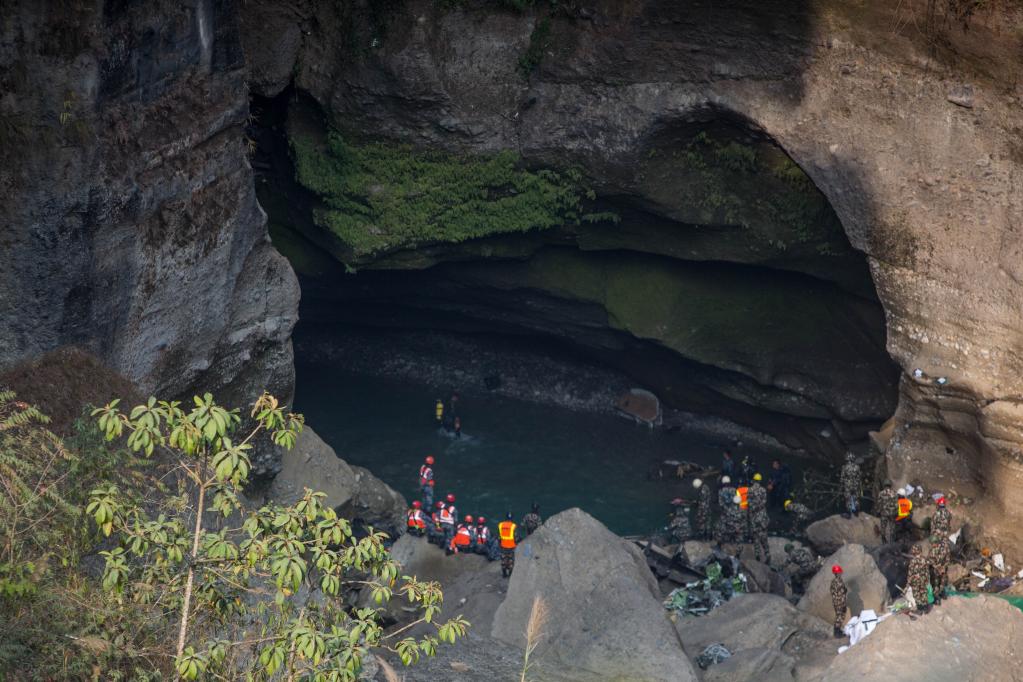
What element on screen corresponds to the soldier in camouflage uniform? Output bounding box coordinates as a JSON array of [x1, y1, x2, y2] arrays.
[[784, 500, 812, 537], [749, 474, 770, 564], [716, 476, 737, 544], [839, 452, 862, 517], [669, 503, 693, 543], [694, 478, 713, 540], [931, 497, 952, 539], [725, 491, 746, 546], [907, 543, 931, 613], [784, 544, 819, 593], [522, 502, 542, 536], [875, 479, 899, 544], [929, 535, 951, 604], [830, 565, 848, 638]]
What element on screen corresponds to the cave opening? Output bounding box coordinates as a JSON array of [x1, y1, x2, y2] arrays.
[[250, 89, 901, 534]]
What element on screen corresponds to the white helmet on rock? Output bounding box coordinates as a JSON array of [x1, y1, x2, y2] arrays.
[[693, 479, 703, 489]]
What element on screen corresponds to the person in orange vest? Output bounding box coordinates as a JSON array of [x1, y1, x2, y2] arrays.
[[895, 488, 913, 539], [406, 500, 426, 537], [419, 456, 435, 508], [736, 483, 750, 542], [497, 512, 520, 578], [427, 501, 446, 546], [440, 495, 457, 549], [449, 515, 474, 554]]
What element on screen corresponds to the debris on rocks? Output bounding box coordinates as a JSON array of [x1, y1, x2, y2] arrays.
[[663, 560, 748, 617], [695, 643, 732, 670]]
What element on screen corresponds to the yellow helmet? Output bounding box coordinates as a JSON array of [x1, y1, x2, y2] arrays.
[[784, 499, 792, 509], [753, 473, 762, 482]]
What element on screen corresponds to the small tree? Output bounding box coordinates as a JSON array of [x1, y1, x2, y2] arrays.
[[90, 392, 467, 680]]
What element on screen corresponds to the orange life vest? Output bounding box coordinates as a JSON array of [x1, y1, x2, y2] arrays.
[[498, 521, 517, 549], [897, 497, 913, 520], [451, 525, 472, 550], [477, 525, 490, 543], [439, 508, 454, 526], [419, 465, 433, 486], [407, 509, 425, 530], [737, 486, 749, 510]]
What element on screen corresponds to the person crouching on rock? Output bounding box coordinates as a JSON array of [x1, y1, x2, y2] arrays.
[[449, 516, 474, 554], [474, 516, 497, 560], [406, 500, 426, 537], [498, 512, 520, 578], [428, 501, 446, 546]]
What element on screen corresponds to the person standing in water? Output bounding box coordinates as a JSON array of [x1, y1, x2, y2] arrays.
[[453, 416, 462, 439], [419, 456, 435, 508], [434, 399, 444, 426]]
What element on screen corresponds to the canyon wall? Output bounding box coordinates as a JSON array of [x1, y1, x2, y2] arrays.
[[1, 0, 299, 474], [241, 0, 1023, 527]]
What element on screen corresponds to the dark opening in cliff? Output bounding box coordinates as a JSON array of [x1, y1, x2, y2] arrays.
[[250, 90, 900, 462]]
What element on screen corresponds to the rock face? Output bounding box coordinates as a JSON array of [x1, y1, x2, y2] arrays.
[[1, 1, 299, 476], [798, 544, 889, 625], [268, 427, 406, 530], [238, 0, 1023, 537], [806, 513, 883, 555], [675, 593, 833, 682], [491, 508, 697, 682], [818, 595, 1023, 682]]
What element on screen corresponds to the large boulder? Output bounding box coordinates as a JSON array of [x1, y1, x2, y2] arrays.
[[798, 544, 889, 624], [268, 427, 406, 530], [492, 508, 697, 682], [740, 559, 789, 597], [818, 595, 1023, 681], [806, 514, 882, 555], [676, 593, 833, 681]]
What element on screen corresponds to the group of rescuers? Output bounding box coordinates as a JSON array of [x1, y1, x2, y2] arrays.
[[405, 455, 541, 578], [675, 451, 944, 637]]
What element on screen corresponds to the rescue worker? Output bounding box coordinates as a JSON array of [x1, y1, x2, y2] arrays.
[[830, 565, 848, 638], [876, 479, 898, 544], [669, 502, 693, 543], [475, 516, 496, 560], [839, 452, 861, 517], [453, 416, 462, 439], [498, 512, 519, 578], [439, 498, 456, 549], [522, 503, 542, 535], [716, 476, 737, 544], [434, 399, 444, 424], [784, 544, 819, 593], [784, 499, 812, 537], [738, 455, 755, 486], [427, 501, 446, 546], [907, 543, 931, 613], [749, 474, 770, 564], [735, 483, 750, 543], [445, 493, 458, 522], [929, 535, 951, 604], [419, 456, 436, 508], [720, 451, 735, 479], [406, 500, 426, 537], [694, 478, 713, 540], [931, 496, 952, 539], [768, 459, 792, 508], [896, 488, 914, 537], [449, 515, 474, 554]]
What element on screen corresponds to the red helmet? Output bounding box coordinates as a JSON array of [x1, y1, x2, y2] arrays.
[[937, 496, 946, 506], [832, 565, 843, 574], [435, 501, 445, 509], [464, 515, 474, 523], [428, 480, 435, 486], [477, 516, 486, 524], [425, 455, 435, 465], [446, 494, 455, 503], [412, 501, 422, 509]]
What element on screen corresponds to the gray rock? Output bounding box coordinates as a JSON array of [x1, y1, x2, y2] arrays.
[[703, 648, 796, 682], [681, 539, 715, 567], [268, 427, 405, 530], [741, 559, 789, 597], [798, 544, 889, 625], [947, 83, 975, 108], [492, 508, 697, 682], [806, 514, 882, 555], [818, 595, 1023, 681]]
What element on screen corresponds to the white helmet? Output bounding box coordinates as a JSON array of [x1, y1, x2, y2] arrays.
[[693, 478, 703, 489], [721, 475, 731, 484], [733, 494, 742, 505], [898, 487, 907, 496]]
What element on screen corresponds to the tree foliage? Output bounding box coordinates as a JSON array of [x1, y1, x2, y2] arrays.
[[89, 392, 468, 680]]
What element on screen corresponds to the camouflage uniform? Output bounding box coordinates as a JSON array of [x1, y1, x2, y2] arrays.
[[786, 502, 812, 537], [695, 484, 713, 540], [929, 537, 951, 602], [830, 574, 848, 634], [839, 454, 861, 515], [785, 546, 819, 592], [669, 506, 693, 543], [876, 484, 898, 544], [717, 485, 737, 543], [907, 544, 931, 611], [931, 506, 952, 539], [750, 508, 771, 564], [522, 512, 542, 536]]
